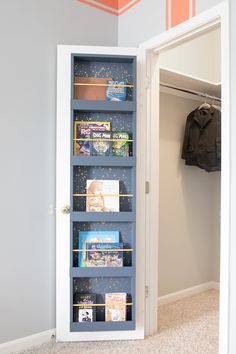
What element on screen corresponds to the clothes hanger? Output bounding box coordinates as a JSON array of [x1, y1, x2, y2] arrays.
[[198, 95, 211, 110]]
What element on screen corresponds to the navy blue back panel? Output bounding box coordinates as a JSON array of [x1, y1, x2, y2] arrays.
[[70, 54, 137, 332]]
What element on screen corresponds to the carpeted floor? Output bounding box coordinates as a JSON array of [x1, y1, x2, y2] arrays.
[[17, 289, 219, 354]]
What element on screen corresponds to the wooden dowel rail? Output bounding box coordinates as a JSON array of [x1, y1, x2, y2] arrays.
[[73, 303, 133, 307], [74, 83, 134, 88], [73, 194, 133, 197], [73, 138, 133, 142], [73, 248, 133, 252]]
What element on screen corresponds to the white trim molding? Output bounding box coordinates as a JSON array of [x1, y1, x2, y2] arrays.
[[158, 282, 220, 306], [140, 2, 229, 353], [0, 329, 55, 354]]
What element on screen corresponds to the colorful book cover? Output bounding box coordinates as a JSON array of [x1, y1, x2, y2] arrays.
[[105, 293, 127, 322], [77, 293, 96, 323], [90, 131, 112, 156], [85, 242, 123, 267], [106, 80, 127, 102], [112, 131, 130, 157], [86, 180, 119, 213], [73, 121, 110, 156], [78, 231, 119, 268]]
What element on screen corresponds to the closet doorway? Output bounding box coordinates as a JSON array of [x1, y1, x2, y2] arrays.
[[142, 3, 229, 353], [158, 25, 221, 341]]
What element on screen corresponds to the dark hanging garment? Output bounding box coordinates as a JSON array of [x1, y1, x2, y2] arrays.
[[182, 106, 221, 172]]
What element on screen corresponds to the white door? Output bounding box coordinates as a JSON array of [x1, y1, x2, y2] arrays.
[[56, 45, 147, 341]]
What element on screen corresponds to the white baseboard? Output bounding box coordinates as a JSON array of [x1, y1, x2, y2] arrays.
[[210, 281, 220, 290], [0, 329, 56, 354], [158, 281, 220, 306]]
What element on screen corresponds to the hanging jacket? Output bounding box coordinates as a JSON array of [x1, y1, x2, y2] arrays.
[[182, 106, 221, 172]]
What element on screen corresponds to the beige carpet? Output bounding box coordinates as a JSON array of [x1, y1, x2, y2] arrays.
[[17, 289, 219, 354]]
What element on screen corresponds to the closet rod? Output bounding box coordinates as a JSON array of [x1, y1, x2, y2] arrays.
[[160, 82, 221, 102]]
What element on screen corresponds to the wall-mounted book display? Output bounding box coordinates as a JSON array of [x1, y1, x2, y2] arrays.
[[70, 54, 136, 332]]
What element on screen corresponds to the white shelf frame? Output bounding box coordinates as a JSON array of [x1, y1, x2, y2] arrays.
[[56, 45, 146, 342]]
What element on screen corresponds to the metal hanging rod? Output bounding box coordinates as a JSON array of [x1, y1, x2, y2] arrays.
[[160, 82, 221, 102]]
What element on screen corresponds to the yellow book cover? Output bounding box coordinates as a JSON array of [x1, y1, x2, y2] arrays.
[[105, 293, 127, 322]]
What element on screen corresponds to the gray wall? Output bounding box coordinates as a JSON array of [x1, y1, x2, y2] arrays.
[[118, 0, 165, 47], [118, 0, 223, 47], [159, 93, 220, 296], [158, 28, 221, 294], [0, 0, 117, 344]]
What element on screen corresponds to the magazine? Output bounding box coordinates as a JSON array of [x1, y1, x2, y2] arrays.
[[86, 180, 119, 212], [73, 121, 110, 156], [77, 293, 96, 322], [78, 231, 119, 267], [112, 131, 130, 157], [85, 242, 123, 267], [106, 80, 127, 102], [90, 131, 112, 156], [105, 293, 127, 322]]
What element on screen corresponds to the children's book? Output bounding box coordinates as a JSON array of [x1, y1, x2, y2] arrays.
[[112, 131, 130, 157], [106, 80, 127, 102], [86, 180, 119, 212], [90, 131, 112, 156], [77, 293, 96, 323], [73, 121, 110, 156], [105, 293, 127, 322], [78, 231, 119, 268], [85, 242, 123, 267]]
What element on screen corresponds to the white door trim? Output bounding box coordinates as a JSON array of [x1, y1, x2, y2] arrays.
[[140, 3, 230, 354]]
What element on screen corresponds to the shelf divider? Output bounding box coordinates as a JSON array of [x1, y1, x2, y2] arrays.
[[71, 267, 135, 278], [70, 321, 135, 332], [71, 156, 136, 167], [71, 99, 136, 112], [71, 212, 135, 222]]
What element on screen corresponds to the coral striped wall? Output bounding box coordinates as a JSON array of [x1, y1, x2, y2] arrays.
[[77, 0, 223, 45], [79, 0, 220, 31], [167, 0, 196, 29], [78, 0, 142, 16], [79, 0, 197, 28], [118, 0, 222, 46]]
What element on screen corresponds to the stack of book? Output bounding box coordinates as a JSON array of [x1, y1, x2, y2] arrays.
[[74, 121, 130, 157], [75, 292, 127, 322], [79, 230, 124, 268]]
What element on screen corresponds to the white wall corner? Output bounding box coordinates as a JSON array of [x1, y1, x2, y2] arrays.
[[158, 281, 220, 306], [0, 329, 56, 354]]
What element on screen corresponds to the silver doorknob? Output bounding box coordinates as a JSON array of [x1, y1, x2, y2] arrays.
[[61, 204, 71, 215]]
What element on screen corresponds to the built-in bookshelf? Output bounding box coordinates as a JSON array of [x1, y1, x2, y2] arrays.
[[70, 54, 137, 332]]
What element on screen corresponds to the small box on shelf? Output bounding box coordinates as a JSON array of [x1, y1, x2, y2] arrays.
[[74, 77, 113, 101]]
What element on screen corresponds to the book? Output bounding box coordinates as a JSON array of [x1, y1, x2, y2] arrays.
[[78, 231, 119, 267], [77, 293, 96, 323], [86, 180, 119, 212], [105, 293, 127, 322], [106, 80, 127, 102], [85, 242, 123, 267], [73, 121, 111, 156], [90, 131, 112, 156], [112, 131, 130, 157]]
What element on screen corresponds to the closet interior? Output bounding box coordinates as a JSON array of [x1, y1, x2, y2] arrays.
[[158, 27, 221, 305]]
